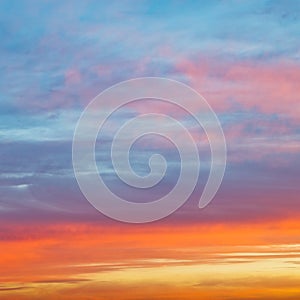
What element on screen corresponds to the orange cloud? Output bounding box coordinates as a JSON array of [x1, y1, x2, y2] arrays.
[[0, 217, 299, 299]]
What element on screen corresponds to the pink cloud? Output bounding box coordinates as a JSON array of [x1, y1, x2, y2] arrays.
[[177, 58, 300, 120], [65, 69, 81, 85]]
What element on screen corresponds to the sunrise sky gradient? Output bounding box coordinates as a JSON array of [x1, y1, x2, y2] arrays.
[[1, 1, 300, 299]]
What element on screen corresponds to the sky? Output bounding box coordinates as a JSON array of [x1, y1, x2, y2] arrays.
[[0, 0, 300, 299]]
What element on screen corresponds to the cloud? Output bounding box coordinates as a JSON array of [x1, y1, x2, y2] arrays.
[[0, 286, 28, 292], [177, 58, 300, 119], [32, 278, 91, 284]]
